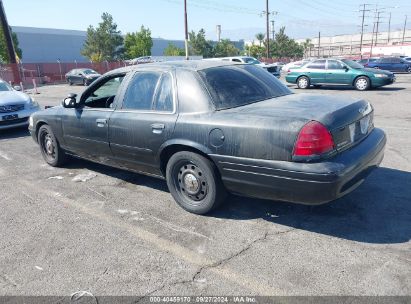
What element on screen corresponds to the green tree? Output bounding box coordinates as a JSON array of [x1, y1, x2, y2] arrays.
[[270, 27, 304, 59], [163, 43, 185, 56], [0, 27, 22, 63], [246, 44, 265, 58], [124, 25, 153, 59], [188, 29, 214, 58], [301, 39, 314, 58], [213, 39, 240, 57], [255, 33, 265, 47], [81, 12, 123, 62]]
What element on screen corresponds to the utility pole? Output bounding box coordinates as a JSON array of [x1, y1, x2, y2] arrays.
[[387, 12, 391, 43], [271, 20, 275, 41], [370, 5, 378, 57], [0, 0, 20, 84], [374, 10, 384, 46], [359, 4, 371, 59], [403, 15, 408, 44], [265, 0, 270, 59], [184, 0, 189, 60], [318, 32, 321, 58]]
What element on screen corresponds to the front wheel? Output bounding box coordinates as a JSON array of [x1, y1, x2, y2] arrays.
[[38, 125, 68, 167], [354, 76, 370, 91], [297, 76, 310, 89], [166, 151, 227, 214]]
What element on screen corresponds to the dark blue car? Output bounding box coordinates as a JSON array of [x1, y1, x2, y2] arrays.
[[367, 57, 411, 73]]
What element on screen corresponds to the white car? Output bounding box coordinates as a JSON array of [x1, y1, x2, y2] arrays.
[[282, 59, 312, 73], [0, 80, 40, 130], [205, 56, 281, 78]]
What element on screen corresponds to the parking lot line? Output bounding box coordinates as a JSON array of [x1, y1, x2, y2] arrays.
[[17, 178, 286, 295]]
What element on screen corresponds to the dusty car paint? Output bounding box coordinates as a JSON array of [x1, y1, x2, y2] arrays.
[[29, 61, 386, 206]]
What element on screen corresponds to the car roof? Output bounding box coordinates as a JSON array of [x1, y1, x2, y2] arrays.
[[106, 60, 239, 75]]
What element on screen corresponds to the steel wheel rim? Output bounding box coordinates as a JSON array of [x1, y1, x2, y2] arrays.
[[41, 131, 56, 160], [299, 78, 308, 88], [356, 79, 368, 90], [174, 162, 208, 203]]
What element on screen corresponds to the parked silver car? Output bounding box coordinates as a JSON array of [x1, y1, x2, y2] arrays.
[[0, 80, 40, 130]]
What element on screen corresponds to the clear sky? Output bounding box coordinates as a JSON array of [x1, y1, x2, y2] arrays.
[[3, 0, 411, 41]]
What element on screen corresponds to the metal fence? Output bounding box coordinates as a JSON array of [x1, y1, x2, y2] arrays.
[[0, 61, 128, 87]]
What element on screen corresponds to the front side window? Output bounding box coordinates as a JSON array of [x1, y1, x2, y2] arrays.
[[198, 65, 292, 110], [306, 60, 326, 69], [327, 60, 345, 69], [122, 72, 161, 111], [84, 75, 124, 108]]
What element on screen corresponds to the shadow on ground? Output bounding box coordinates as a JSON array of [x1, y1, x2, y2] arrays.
[[61, 157, 411, 245], [0, 127, 30, 140]]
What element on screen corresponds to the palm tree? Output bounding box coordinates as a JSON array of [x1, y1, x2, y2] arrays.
[[255, 33, 265, 47]]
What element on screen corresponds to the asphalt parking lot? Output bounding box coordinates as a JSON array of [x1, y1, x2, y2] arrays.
[[0, 75, 410, 297]]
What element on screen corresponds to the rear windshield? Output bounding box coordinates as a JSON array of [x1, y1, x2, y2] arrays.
[[198, 65, 292, 110]]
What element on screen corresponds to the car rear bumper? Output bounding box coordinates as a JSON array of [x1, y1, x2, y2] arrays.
[[210, 128, 386, 205]]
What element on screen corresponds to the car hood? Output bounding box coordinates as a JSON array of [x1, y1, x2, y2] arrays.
[[219, 93, 369, 130], [0, 91, 31, 105]]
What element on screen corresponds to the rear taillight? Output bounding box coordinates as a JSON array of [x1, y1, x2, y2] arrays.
[[293, 121, 335, 157], [287, 69, 291, 73]]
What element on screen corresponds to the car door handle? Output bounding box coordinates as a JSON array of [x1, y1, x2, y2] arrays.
[[96, 118, 107, 127], [151, 123, 165, 134]]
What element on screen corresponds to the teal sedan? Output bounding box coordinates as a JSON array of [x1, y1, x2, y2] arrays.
[[285, 59, 395, 91]]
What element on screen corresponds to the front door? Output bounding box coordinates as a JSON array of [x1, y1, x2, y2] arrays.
[[109, 70, 178, 175], [61, 74, 125, 160], [326, 60, 352, 85]]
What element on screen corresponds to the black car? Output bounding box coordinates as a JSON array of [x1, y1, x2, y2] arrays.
[[65, 68, 101, 86], [29, 61, 386, 214]]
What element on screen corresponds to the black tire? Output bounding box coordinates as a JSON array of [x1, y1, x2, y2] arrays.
[[38, 125, 68, 167], [297, 76, 310, 89], [166, 151, 227, 214], [354, 76, 370, 91], [67, 78, 73, 86], [407, 66, 411, 73], [83, 79, 88, 86]]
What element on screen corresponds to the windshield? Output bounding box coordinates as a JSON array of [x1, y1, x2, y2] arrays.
[[198, 65, 292, 110], [0, 82, 12, 91], [83, 69, 98, 75], [341, 59, 364, 69], [243, 57, 261, 64]]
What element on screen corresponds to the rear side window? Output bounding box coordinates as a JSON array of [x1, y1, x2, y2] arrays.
[[306, 60, 326, 69], [198, 65, 292, 110], [122, 72, 161, 110], [153, 73, 174, 112]]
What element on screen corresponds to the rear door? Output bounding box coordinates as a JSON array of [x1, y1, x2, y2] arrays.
[[325, 60, 352, 84], [109, 70, 178, 175], [304, 60, 326, 83]]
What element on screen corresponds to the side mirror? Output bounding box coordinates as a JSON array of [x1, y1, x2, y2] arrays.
[[13, 85, 22, 91], [344, 66, 349, 71], [62, 93, 79, 108]]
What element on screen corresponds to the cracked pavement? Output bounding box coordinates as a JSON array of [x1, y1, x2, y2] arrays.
[[0, 76, 410, 296]]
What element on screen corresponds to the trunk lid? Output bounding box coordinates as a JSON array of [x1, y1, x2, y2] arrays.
[[221, 93, 374, 153]]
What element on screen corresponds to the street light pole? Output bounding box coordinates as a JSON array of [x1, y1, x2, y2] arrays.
[[266, 0, 270, 59], [184, 0, 189, 60]]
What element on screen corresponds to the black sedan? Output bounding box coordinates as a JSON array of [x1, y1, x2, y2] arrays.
[[29, 61, 386, 214], [65, 68, 101, 86]]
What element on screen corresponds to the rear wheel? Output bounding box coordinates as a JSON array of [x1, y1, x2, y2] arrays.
[[407, 66, 411, 73], [166, 151, 226, 214], [38, 125, 68, 167], [83, 79, 88, 86], [297, 76, 310, 89], [354, 76, 370, 91]]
